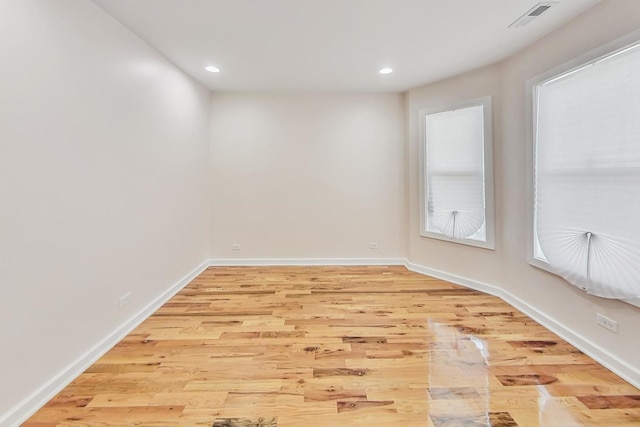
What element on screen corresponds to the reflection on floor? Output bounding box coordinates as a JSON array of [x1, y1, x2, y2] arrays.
[[24, 266, 640, 426], [427, 321, 590, 426]]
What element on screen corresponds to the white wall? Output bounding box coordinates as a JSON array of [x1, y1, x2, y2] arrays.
[[0, 0, 210, 422], [209, 93, 406, 260], [407, 0, 640, 385]]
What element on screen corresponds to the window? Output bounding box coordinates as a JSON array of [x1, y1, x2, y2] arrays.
[[419, 97, 494, 249], [532, 40, 640, 300]]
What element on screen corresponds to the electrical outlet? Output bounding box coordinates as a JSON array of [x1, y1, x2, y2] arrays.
[[231, 243, 241, 251], [369, 242, 379, 249], [119, 292, 132, 309], [596, 313, 618, 333]]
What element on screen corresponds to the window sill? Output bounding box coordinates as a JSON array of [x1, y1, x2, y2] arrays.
[[420, 231, 495, 250]]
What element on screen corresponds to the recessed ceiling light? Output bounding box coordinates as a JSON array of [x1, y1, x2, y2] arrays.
[[379, 68, 393, 75], [205, 65, 220, 73]]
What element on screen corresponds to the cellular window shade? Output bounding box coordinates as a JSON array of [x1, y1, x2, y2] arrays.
[[535, 42, 640, 299], [425, 105, 486, 241]]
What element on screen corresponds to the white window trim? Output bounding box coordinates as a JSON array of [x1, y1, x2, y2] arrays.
[[419, 96, 495, 250], [526, 29, 640, 307]]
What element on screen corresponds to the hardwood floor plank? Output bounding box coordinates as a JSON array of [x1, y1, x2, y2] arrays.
[[211, 417, 277, 427]]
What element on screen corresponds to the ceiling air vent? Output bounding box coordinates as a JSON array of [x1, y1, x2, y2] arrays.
[[509, 2, 557, 28]]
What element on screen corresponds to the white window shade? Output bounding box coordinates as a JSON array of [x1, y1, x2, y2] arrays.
[[425, 105, 486, 241], [534, 42, 640, 299]]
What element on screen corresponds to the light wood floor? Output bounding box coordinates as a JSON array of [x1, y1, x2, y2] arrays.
[[25, 266, 640, 426]]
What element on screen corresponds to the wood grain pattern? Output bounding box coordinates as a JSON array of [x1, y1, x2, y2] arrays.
[[431, 411, 519, 427], [577, 395, 640, 409], [23, 266, 640, 426], [212, 418, 277, 427]]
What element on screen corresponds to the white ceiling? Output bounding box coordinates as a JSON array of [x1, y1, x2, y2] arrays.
[[92, 0, 601, 92]]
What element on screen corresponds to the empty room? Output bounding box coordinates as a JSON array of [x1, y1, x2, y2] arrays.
[[2, 0, 640, 426]]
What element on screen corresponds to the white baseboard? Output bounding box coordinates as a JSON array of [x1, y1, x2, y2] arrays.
[[0, 259, 210, 427], [404, 261, 504, 298], [209, 258, 406, 266], [6, 258, 639, 426], [404, 260, 640, 390]]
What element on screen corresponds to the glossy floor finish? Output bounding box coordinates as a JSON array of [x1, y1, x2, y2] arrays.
[[25, 266, 640, 426]]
